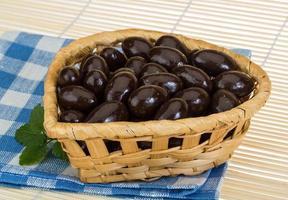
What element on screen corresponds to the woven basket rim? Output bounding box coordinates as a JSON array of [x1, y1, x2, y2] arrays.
[[43, 28, 271, 140]]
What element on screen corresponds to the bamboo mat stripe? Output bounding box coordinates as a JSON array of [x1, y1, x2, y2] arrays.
[[0, 0, 287, 199]]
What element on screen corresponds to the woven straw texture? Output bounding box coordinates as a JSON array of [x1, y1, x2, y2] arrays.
[[43, 29, 271, 183]]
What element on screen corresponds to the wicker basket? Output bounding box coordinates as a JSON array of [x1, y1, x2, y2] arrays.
[[43, 29, 271, 183]]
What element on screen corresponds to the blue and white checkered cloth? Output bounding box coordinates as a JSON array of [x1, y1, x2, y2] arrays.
[[0, 31, 251, 199]]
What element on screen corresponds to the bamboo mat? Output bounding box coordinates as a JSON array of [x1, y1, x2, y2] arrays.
[[0, 0, 287, 199]]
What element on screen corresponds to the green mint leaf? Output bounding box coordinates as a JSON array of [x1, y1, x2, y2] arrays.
[[15, 124, 47, 147], [15, 124, 31, 145], [19, 145, 48, 166], [52, 142, 68, 161], [29, 104, 44, 132]]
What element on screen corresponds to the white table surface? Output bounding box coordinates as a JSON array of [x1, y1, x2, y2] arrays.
[[0, 0, 287, 199]]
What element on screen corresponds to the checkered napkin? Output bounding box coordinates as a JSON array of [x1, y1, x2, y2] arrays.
[[0, 31, 251, 199]]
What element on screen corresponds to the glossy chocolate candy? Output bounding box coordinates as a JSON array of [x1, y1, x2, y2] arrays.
[[59, 110, 85, 123], [122, 37, 152, 60], [210, 89, 240, 113], [100, 47, 127, 71], [105, 72, 138, 103], [149, 46, 187, 71], [58, 85, 97, 111], [82, 70, 107, 96], [139, 63, 168, 77], [85, 101, 129, 123], [110, 67, 135, 78], [187, 49, 200, 62], [128, 85, 168, 119], [154, 98, 188, 120], [192, 49, 239, 77], [213, 71, 255, 97], [140, 72, 182, 95], [175, 87, 210, 117], [57, 67, 80, 87], [155, 35, 189, 56], [172, 65, 212, 91], [80, 55, 109, 76], [125, 56, 147, 77]]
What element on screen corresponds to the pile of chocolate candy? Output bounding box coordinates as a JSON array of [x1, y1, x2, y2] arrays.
[[57, 35, 255, 123]]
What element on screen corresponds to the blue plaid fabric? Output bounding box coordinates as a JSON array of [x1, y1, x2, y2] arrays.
[[0, 31, 251, 199]]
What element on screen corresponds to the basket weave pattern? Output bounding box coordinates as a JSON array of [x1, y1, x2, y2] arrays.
[[44, 29, 271, 183]]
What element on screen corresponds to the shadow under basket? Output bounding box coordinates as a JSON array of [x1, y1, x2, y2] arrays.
[[43, 29, 271, 183]]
